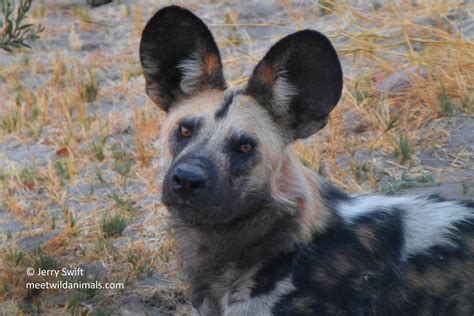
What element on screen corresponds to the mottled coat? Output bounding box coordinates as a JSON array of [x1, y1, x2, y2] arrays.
[[139, 6, 474, 315]]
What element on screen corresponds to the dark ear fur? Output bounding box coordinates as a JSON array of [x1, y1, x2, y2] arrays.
[[246, 30, 343, 139], [139, 6, 226, 111]]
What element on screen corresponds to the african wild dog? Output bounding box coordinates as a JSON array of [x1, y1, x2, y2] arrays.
[[139, 6, 474, 316]]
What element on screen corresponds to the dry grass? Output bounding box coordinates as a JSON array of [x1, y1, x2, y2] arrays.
[[0, 0, 473, 314], [289, 1, 474, 193]]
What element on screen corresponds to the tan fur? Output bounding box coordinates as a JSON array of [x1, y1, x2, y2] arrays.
[[355, 225, 377, 252], [407, 260, 474, 297], [161, 92, 286, 188], [269, 149, 331, 244], [160, 89, 224, 165], [141, 9, 474, 314], [157, 86, 474, 315], [256, 64, 275, 85], [301, 168, 332, 236], [162, 87, 331, 247], [291, 296, 316, 314], [403, 256, 474, 316], [217, 94, 284, 154], [220, 265, 260, 306], [312, 265, 337, 288], [146, 79, 165, 110], [204, 53, 219, 76], [330, 253, 352, 276], [161, 87, 335, 314]]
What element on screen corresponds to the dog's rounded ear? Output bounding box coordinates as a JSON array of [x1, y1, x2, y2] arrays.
[[140, 6, 226, 111], [246, 30, 343, 139]]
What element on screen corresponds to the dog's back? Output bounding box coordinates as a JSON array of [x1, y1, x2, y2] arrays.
[[270, 185, 474, 315]]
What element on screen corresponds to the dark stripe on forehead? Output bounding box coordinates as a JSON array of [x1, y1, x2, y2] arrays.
[[215, 90, 241, 120]]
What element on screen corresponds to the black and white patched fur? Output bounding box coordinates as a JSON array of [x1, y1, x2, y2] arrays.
[[139, 6, 474, 316]]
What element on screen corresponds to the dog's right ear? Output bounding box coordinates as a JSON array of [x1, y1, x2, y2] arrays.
[[139, 6, 226, 111]]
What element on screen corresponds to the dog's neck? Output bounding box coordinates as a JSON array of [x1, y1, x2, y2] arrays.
[[169, 149, 336, 310]]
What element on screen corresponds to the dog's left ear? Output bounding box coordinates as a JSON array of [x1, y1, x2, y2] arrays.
[[246, 30, 343, 139]]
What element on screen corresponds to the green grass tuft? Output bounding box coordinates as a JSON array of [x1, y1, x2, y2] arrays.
[[383, 173, 435, 193], [394, 135, 412, 165], [101, 214, 128, 238], [110, 191, 135, 212], [30, 248, 60, 271], [111, 143, 133, 187], [54, 160, 70, 186], [91, 141, 106, 162], [438, 83, 454, 115], [78, 70, 99, 103], [127, 252, 155, 279], [5, 247, 25, 267]]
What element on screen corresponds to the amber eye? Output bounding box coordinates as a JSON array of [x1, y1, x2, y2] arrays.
[[239, 143, 253, 153], [179, 125, 192, 138]]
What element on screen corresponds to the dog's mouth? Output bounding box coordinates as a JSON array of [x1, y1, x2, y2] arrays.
[[162, 190, 271, 228], [163, 199, 225, 225]]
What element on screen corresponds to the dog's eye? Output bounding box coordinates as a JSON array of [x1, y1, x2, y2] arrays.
[[179, 125, 192, 138], [239, 143, 253, 153]]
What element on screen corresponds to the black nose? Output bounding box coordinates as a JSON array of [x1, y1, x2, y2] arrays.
[[171, 164, 207, 198]]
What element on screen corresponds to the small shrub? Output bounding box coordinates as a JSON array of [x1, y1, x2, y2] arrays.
[[128, 252, 155, 279], [54, 160, 70, 186], [394, 135, 412, 165], [66, 275, 100, 314], [383, 173, 435, 193], [349, 160, 371, 183], [111, 143, 133, 187], [1, 110, 19, 133], [95, 168, 105, 184], [110, 191, 135, 212], [19, 165, 37, 190], [438, 83, 454, 116], [5, 247, 25, 266], [0, 0, 45, 52], [318, 0, 336, 15], [158, 238, 175, 264], [91, 141, 105, 162], [30, 248, 60, 270], [101, 214, 128, 238], [78, 70, 99, 102]]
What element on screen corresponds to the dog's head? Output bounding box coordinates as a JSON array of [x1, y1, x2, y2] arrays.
[[140, 6, 343, 225]]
